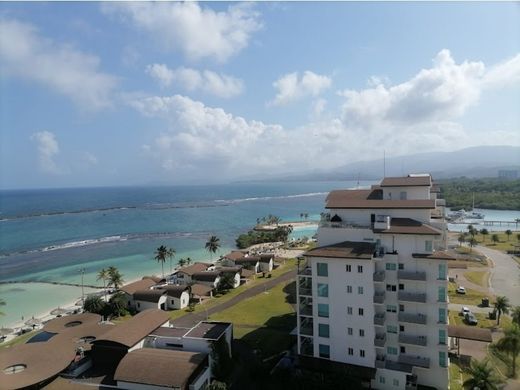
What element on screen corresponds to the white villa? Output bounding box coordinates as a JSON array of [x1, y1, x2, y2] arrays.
[[297, 174, 454, 390]]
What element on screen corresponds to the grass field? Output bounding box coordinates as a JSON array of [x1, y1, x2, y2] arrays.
[[464, 271, 489, 288], [448, 282, 490, 305], [0, 330, 39, 350]]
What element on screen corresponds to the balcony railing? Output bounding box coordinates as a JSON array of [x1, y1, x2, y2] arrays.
[[398, 312, 427, 325], [398, 291, 427, 303], [375, 333, 386, 347], [398, 354, 430, 369], [300, 326, 313, 336], [298, 267, 312, 276], [398, 271, 427, 281], [373, 271, 385, 282], [299, 305, 313, 316], [298, 287, 312, 296], [300, 342, 314, 356], [374, 291, 386, 304], [399, 334, 427, 347], [319, 221, 370, 229], [374, 312, 386, 326], [375, 355, 386, 369]]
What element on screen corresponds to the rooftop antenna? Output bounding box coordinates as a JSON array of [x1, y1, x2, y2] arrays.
[[383, 150, 386, 178]]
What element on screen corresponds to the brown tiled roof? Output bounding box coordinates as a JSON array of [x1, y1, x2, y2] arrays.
[[184, 321, 230, 340], [121, 278, 157, 295], [430, 184, 441, 193], [223, 251, 248, 261], [142, 275, 165, 283], [217, 266, 241, 274], [190, 283, 214, 297], [234, 256, 260, 264], [192, 271, 221, 282], [259, 254, 274, 263], [176, 262, 211, 276], [43, 313, 102, 333], [93, 309, 170, 348], [373, 218, 442, 235], [448, 325, 492, 342], [133, 289, 166, 303], [114, 348, 207, 388], [304, 241, 376, 260], [380, 175, 431, 187], [326, 189, 436, 209], [159, 285, 191, 298], [412, 251, 456, 261]]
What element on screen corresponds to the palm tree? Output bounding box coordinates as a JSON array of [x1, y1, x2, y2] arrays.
[[185, 257, 192, 266], [463, 359, 502, 390], [494, 296, 511, 325], [458, 233, 466, 247], [154, 245, 169, 277], [506, 229, 512, 241], [97, 268, 109, 301], [109, 292, 128, 318], [83, 295, 105, 314], [0, 298, 6, 316], [205, 236, 221, 260], [480, 228, 489, 242], [167, 247, 176, 274], [468, 237, 477, 252], [492, 234, 500, 245], [107, 266, 124, 290], [496, 325, 520, 377], [512, 306, 520, 327]]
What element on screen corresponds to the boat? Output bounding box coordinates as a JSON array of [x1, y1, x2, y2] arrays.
[[466, 194, 484, 219]]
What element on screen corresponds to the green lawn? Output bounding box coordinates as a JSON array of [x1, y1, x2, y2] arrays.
[[464, 271, 489, 288], [448, 282, 491, 305], [474, 231, 519, 252], [0, 330, 39, 350]]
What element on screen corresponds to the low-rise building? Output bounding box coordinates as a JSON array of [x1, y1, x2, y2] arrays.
[[120, 278, 158, 309], [175, 263, 213, 285], [191, 271, 222, 289], [259, 254, 274, 272]]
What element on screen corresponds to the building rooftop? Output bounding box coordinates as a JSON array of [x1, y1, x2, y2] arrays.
[[42, 312, 102, 334], [114, 348, 207, 389], [373, 218, 441, 236], [120, 278, 157, 295], [234, 256, 260, 264], [326, 189, 436, 209], [184, 321, 231, 340], [380, 175, 432, 187], [176, 262, 211, 276], [191, 271, 221, 282], [190, 283, 214, 297], [412, 251, 456, 261], [158, 285, 190, 298], [259, 254, 274, 263], [133, 289, 166, 303], [223, 250, 248, 261], [448, 325, 492, 342], [304, 241, 376, 260], [149, 326, 190, 338]]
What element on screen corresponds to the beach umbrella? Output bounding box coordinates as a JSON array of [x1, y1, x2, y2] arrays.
[[24, 317, 42, 327], [50, 307, 68, 316], [0, 327, 13, 336]]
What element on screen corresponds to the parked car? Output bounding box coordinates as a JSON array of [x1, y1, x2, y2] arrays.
[[465, 312, 478, 325], [456, 286, 466, 294], [460, 306, 470, 316]]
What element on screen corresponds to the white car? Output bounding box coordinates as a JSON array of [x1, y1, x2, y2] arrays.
[[460, 306, 470, 316], [456, 286, 466, 294]]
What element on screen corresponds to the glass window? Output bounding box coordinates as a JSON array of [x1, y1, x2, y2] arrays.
[[360, 349, 365, 357], [318, 303, 329, 318], [318, 324, 330, 338], [359, 329, 365, 337], [347, 285, 352, 293], [347, 306, 353, 315], [386, 263, 397, 271], [358, 286, 364, 295], [399, 325, 404, 332], [357, 265, 363, 273], [319, 344, 330, 359], [379, 376, 386, 384], [386, 305, 397, 313], [387, 325, 397, 334], [439, 351, 447, 367], [400, 191, 407, 200], [439, 308, 446, 324], [386, 284, 396, 292], [439, 329, 446, 345], [398, 283, 404, 290], [425, 240, 433, 252], [393, 379, 399, 386], [348, 347, 353, 355], [318, 283, 329, 297], [438, 264, 447, 280], [438, 286, 446, 302], [317, 262, 328, 277], [346, 264, 352, 272], [398, 263, 404, 270], [347, 327, 353, 335], [387, 346, 398, 355], [358, 308, 364, 316]]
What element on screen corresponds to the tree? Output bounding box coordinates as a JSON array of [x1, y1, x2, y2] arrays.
[[109, 292, 128, 318], [468, 237, 478, 252], [107, 266, 124, 290], [512, 306, 520, 327], [463, 359, 502, 390], [506, 229, 512, 241], [207, 381, 227, 390], [185, 257, 192, 266], [492, 234, 500, 245], [468, 224, 476, 236], [0, 298, 5, 316], [178, 258, 187, 268], [494, 296, 511, 325], [83, 296, 105, 314], [167, 247, 176, 274], [496, 325, 520, 377], [458, 233, 466, 247], [480, 228, 489, 242], [517, 233, 520, 242], [205, 235, 221, 260], [154, 245, 169, 277], [97, 268, 109, 301], [218, 273, 236, 292], [210, 334, 232, 380]]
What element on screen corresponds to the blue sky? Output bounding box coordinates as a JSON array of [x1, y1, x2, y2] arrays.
[[1, 1, 519, 189]]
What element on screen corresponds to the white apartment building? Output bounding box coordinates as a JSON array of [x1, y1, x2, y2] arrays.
[[297, 175, 453, 390]]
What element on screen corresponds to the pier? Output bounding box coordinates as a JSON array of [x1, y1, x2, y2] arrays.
[[0, 280, 104, 289], [482, 220, 519, 228]]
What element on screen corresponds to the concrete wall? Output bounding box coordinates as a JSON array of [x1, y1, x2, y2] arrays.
[[135, 295, 167, 312], [382, 186, 430, 200], [259, 259, 273, 272]]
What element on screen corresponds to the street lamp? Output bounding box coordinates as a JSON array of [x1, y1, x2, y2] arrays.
[[79, 268, 85, 306]]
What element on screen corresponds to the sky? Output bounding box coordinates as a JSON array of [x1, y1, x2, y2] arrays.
[[0, 1, 519, 189]]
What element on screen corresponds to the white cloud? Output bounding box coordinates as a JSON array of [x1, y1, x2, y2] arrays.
[[0, 18, 117, 110], [270, 71, 332, 106], [82, 152, 98, 165], [482, 53, 520, 89], [146, 64, 243, 98], [31, 131, 60, 174], [311, 98, 327, 118], [102, 2, 262, 63]]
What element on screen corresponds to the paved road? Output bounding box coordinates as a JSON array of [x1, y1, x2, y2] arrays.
[[476, 245, 520, 306], [171, 269, 296, 328], [448, 303, 493, 315]]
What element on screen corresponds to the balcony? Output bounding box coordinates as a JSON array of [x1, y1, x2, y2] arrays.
[[398, 312, 427, 325], [319, 221, 370, 229], [375, 355, 386, 369], [399, 334, 427, 347], [299, 304, 313, 317], [398, 271, 427, 281], [373, 291, 386, 304], [300, 318, 313, 336], [374, 312, 386, 326], [373, 270, 385, 282], [398, 291, 426, 303], [298, 267, 312, 276], [298, 286, 312, 297], [374, 215, 391, 230], [375, 333, 386, 347], [399, 354, 430, 369], [300, 337, 314, 356]]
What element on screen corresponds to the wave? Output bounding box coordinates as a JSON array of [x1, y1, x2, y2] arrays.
[[215, 191, 328, 204]]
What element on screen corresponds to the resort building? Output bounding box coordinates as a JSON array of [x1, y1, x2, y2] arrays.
[[259, 254, 274, 272], [296, 174, 453, 389]]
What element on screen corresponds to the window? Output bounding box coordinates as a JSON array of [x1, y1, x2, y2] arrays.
[[348, 347, 354, 355], [318, 324, 330, 338], [400, 346, 406, 353], [439, 329, 447, 345], [379, 376, 386, 384], [398, 263, 404, 270], [438, 264, 447, 280], [400, 191, 407, 200], [438, 286, 446, 302], [319, 344, 330, 359], [347, 285, 353, 293], [359, 329, 365, 337], [439, 308, 446, 324], [358, 286, 364, 295], [387, 325, 397, 334], [317, 262, 328, 277], [386, 263, 397, 271], [360, 349, 365, 357], [398, 283, 404, 291], [425, 240, 433, 252], [346, 264, 352, 272], [347, 327, 353, 335], [357, 265, 363, 273], [386, 284, 397, 292], [347, 306, 353, 315], [399, 304, 405, 312], [439, 351, 447, 367], [318, 303, 329, 318], [387, 346, 398, 355], [399, 325, 404, 332], [393, 379, 400, 386], [318, 283, 329, 297], [386, 305, 397, 313], [358, 308, 364, 316]]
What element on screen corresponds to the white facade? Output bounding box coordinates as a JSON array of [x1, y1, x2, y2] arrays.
[[135, 296, 167, 312], [259, 258, 274, 272], [166, 290, 190, 310], [297, 175, 450, 390]]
